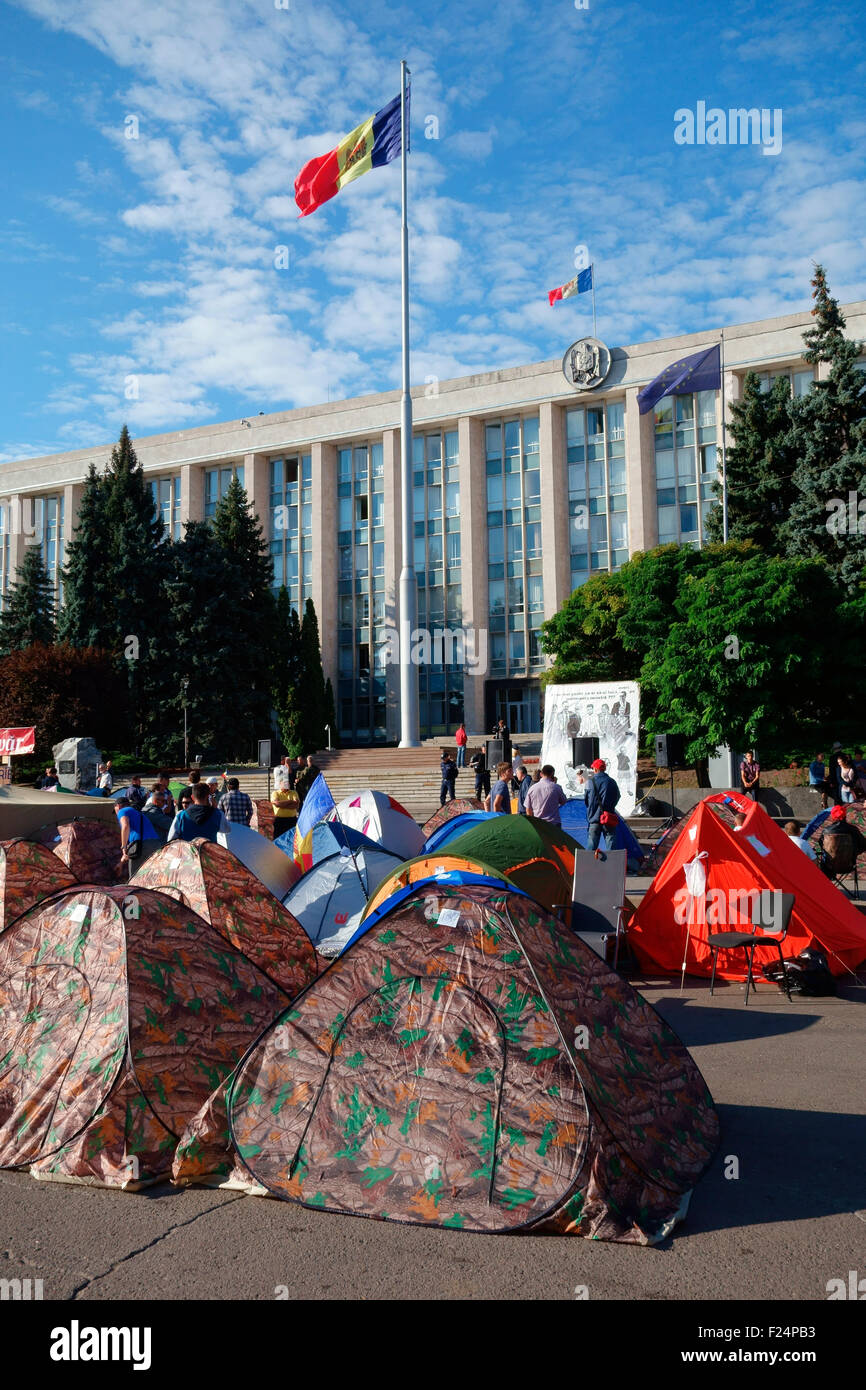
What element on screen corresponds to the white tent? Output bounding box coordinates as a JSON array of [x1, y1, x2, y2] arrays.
[[330, 790, 424, 861]]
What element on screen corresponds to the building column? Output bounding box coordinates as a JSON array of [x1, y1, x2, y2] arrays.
[[539, 401, 570, 619], [626, 387, 656, 553], [243, 453, 270, 531], [458, 416, 487, 735], [180, 464, 204, 526], [311, 440, 337, 692], [63, 483, 83, 545], [382, 429, 402, 742]]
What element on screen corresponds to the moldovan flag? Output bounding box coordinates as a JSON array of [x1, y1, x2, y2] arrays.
[[294, 90, 408, 218], [292, 773, 337, 870], [548, 265, 592, 306]]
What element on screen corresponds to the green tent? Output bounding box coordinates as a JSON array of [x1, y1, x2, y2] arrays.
[[444, 815, 579, 909]]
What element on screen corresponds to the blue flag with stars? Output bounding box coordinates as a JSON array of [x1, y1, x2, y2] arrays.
[[637, 343, 721, 415]]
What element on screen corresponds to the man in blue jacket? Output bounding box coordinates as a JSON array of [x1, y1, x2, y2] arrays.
[[584, 757, 621, 852]]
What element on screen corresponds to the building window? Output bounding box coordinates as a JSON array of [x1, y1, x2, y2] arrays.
[[0, 500, 10, 614], [411, 428, 463, 738], [653, 389, 717, 547], [150, 474, 181, 541], [204, 463, 244, 520], [567, 400, 628, 584], [337, 441, 391, 743], [486, 416, 544, 676], [754, 366, 815, 398], [269, 454, 312, 609], [32, 495, 64, 605]]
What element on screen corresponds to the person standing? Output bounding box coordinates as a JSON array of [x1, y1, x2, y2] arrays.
[[828, 742, 846, 804], [525, 765, 568, 826], [510, 745, 524, 790], [116, 796, 161, 878], [515, 765, 533, 815], [584, 758, 621, 852], [126, 774, 147, 811], [156, 772, 176, 817], [167, 783, 230, 843], [98, 762, 113, 797], [455, 722, 468, 769], [271, 782, 300, 838], [739, 750, 760, 801], [486, 761, 513, 814], [440, 752, 458, 806], [142, 787, 173, 842], [219, 777, 254, 826], [838, 754, 862, 804], [470, 747, 490, 802], [295, 755, 319, 804], [808, 752, 832, 809]]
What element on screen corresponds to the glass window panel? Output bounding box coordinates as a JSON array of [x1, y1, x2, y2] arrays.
[[505, 473, 522, 506], [528, 574, 544, 610], [485, 424, 501, 460], [371, 493, 384, 527], [566, 408, 585, 444], [509, 631, 526, 663], [654, 399, 673, 428], [590, 514, 607, 547], [607, 401, 625, 440], [507, 527, 523, 559], [587, 407, 604, 437], [428, 534, 443, 567], [522, 417, 539, 453], [656, 450, 675, 482], [508, 576, 524, 610], [445, 481, 459, 515], [413, 485, 425, 520], [414, 536, 426, 569], [445, 532, 460, 567], [445, 430, 459, 463], [792, 370, 814, 398], [697, 391, 717, 427], [675, 396, 694, 422], [486, 475, 503, 507], [568, 463, 586, 496], [489, 528, 504, 563], [354, 544, 368, 577], [371, 442, 383, 476], [525, 522, 541, 557], [425, 435, 442, 463], [680, 504, 698, 533], [504, 420, 520, 455], [427, 486, 442, 519]]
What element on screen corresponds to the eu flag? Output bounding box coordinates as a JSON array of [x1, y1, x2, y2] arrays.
[[637, 343, 721, 415]]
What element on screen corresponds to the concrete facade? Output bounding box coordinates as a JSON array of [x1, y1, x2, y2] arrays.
[[2, 302, 864, 743]]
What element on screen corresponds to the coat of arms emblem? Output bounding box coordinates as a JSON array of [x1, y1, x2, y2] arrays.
[[562, 337, 611, 391]]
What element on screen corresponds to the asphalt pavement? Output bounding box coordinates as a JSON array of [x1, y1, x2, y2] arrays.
[[2, 972, 864, 1302]]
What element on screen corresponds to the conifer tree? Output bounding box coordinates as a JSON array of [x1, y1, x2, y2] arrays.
[[324, 676, 338, 748], [781, 266, 866, 590], [57, 464, 113, 648], [212, 475, 274, 738], [270, 587, 304, 753], [298, 598, 327, 752], [0, 546, 56, 655], [705, 373, 798, 548]]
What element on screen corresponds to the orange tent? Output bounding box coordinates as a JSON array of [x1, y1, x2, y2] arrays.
[[631, 797, 866, 980]]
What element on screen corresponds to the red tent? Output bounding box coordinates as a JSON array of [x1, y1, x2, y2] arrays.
[[631, 796, 866, 980]]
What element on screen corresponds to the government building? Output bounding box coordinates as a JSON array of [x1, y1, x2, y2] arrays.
[[2, 301, 864, 744]]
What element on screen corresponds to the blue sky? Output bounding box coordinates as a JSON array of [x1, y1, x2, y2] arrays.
[[2, 0, 865, 462]]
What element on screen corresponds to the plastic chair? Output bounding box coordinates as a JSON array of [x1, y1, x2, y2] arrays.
[[707, 890, 795, 1005]]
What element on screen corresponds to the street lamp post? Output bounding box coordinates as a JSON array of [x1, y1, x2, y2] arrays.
[[182, 679, 189, 768]]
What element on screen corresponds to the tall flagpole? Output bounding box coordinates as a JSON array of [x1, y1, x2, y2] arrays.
[[719, 329, 729, 543], [591, 263, 597, 339], [398, 58, 420, 747]]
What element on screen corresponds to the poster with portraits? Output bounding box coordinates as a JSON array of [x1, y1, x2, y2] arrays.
[[541, 681, 640, 816]]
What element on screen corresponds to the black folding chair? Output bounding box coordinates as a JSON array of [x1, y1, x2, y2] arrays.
[[707, 890, 795, 1005], [571, 848, 628, 966]]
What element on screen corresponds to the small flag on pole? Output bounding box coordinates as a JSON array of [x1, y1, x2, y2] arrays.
[[549, 265, 593, 306], [292, 773, 337, 870], [294, 90, 409, 218]]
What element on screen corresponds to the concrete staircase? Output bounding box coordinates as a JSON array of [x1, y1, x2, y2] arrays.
[[223, 747, 486, 824]]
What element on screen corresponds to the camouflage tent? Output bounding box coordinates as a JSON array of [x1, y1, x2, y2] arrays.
[[421, 797, 483, 840], [0, 838, 78, 933], [129, 839, 318, 998], [226, 884, 719, 1243], [0, 885, 289, 1188], [33, 818, 121, 885]]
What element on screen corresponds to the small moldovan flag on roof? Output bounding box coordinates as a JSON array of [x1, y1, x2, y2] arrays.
[[548, 265, 593, 306], [294, 90, 409, 218]]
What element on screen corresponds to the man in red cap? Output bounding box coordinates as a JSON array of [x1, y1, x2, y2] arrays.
[[584, 757, 621, 852]]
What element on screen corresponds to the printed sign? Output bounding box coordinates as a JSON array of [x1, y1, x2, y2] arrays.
[[0, 727, 35, 756], [541, 682, 640, 817]]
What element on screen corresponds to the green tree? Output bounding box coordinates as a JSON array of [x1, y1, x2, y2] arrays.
[[270, 587, 304, 754], [540, 572, 632, 686], [211, 474, 275, 746], [0, 546, 56, 655], [781, 266, 866, 590], [639, 547, 855, 761], [57, 464, 114, 648], [705, 373, 799, 548], [298, 598, 327, 752], [162, 522, 257, 761]]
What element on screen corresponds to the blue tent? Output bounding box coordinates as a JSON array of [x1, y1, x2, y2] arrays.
[[560, 798, 643, 869], [273, 819, 384, 864], [424, 810, 505, 853]]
